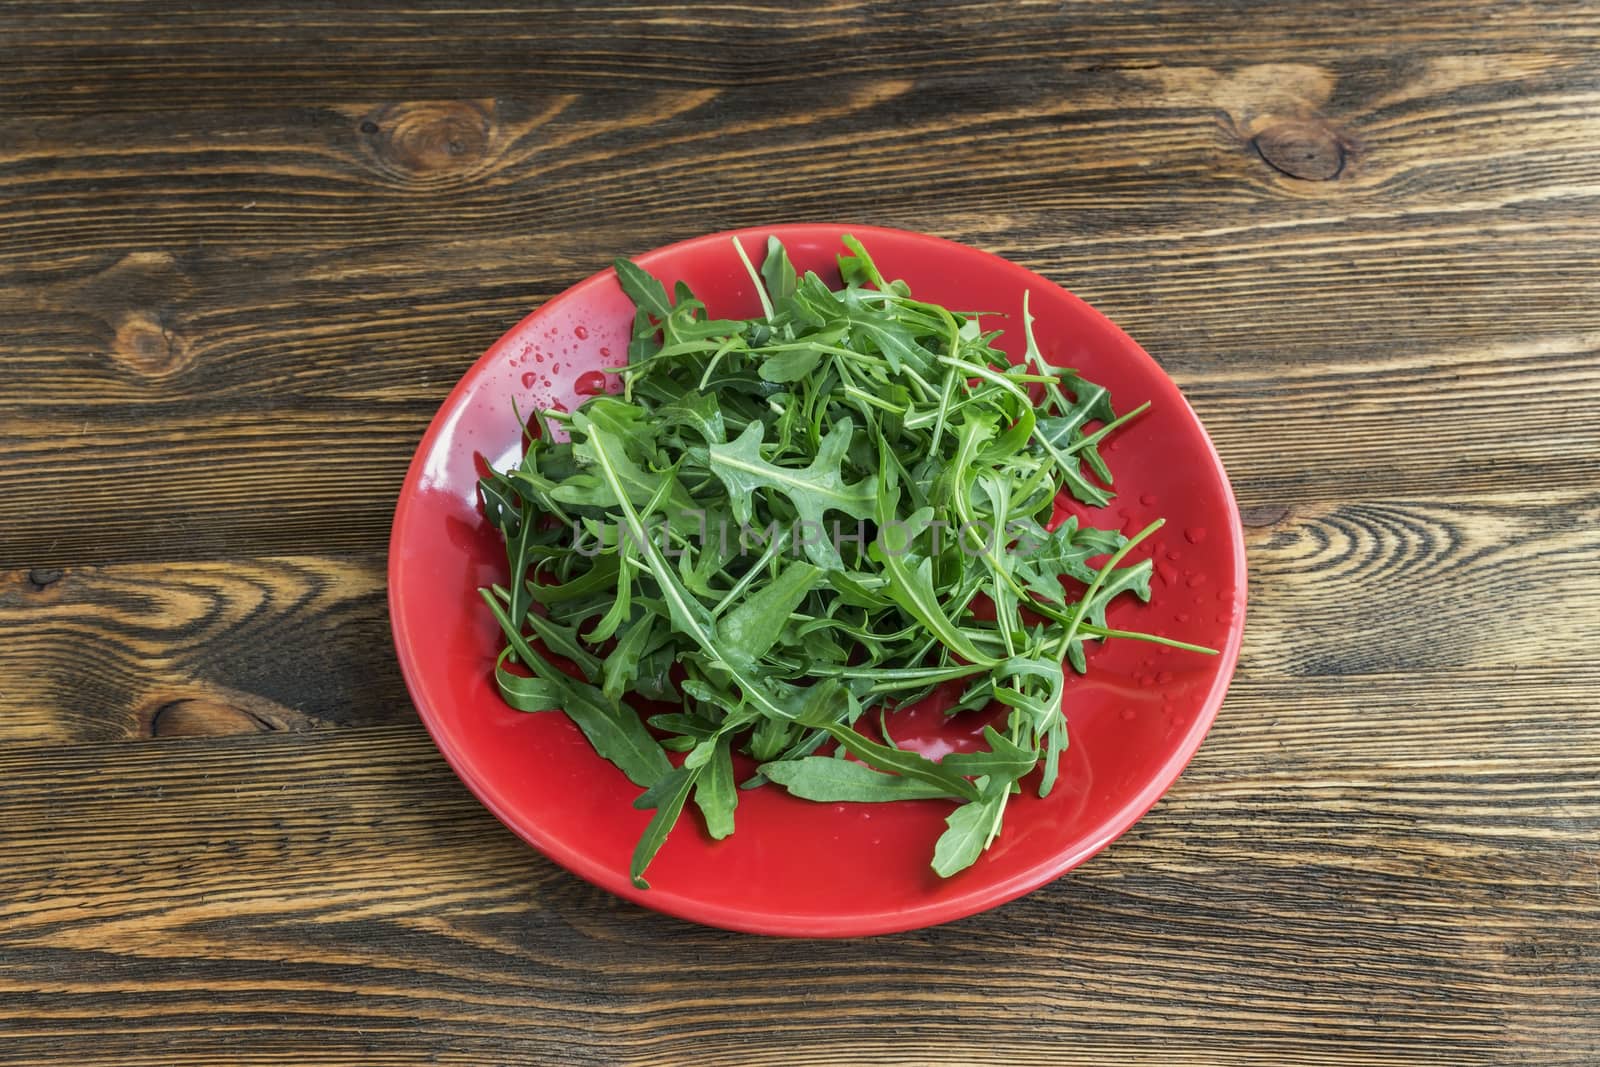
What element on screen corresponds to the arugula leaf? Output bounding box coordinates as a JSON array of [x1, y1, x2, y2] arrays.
[[760, 235, 798, 304], [717, 559, 819, 668], [931, 778, 1010, 877], [521, 610, 602, 678], [762, 757, 953, 802], [630, 764, 699, 889], [940, 726, 1038, 781], [758, 347, 823, 383], [603, 614, 659, 702], [581, 414, 802, 725], [806, 720, 979, 802], [693, 735, 738, 840], [483, 599, 669, 789], [614, 257, 672, 322], [710, 415, 883, 534]]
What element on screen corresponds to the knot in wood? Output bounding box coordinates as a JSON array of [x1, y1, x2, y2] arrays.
[[365, 101, 493, 179], [1253, 119, 1345, 181], [150, 698, 273, 738], [112, 312, 186, 376]]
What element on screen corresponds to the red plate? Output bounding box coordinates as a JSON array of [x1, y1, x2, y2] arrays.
[[389, 224, 1246, 936]]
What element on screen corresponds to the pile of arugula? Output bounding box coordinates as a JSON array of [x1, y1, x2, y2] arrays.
[[478, 235, 1212, 887]]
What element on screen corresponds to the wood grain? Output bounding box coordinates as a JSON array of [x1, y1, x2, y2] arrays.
[[0, 720, 1595, 1066], [0, 554, 406, 744], [2, 0, 1598, 1063], [3, 1, 1599, 112]]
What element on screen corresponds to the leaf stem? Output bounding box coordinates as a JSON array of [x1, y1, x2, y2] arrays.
[[1056, 520, 1164, 659]]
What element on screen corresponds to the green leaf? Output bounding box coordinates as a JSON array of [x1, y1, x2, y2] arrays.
[[748, 714, 796, 762], [838, 234, 888, 289], [931, 781, 1008, 877], [717, 559, 819, 668], [603, 613, 659, 702], [504, 500, 540, 629], [483, 599, 670, 789], [1084, 559, 1154, 623], [491, 656, 560, 712], [627, 306, 661, 362], [869, 545, 995, 668], [760, 235, 798, 304], [581, 414, 798, 725], [563, 400, 698, 517], [939, 725, 1038, 781], [522, 610, 602, 679], [851, 313, 934, 375], [809, 720, 979, 802], [523, 554, 620, 606], [614, 257, 672, 321], [762, 757, 953, 802], [585, 555, 634, 643], [1040, 717, 1068, 798], [867, 457, 996, 666], [658, 389, 727, 446], [630, 764, 699, 889], [710, 415, 883, 534], [477, 471, 523, 535], [693, 735, 738, 839], [1013, 517, 1126, 600], [758, 347, 823, 383]]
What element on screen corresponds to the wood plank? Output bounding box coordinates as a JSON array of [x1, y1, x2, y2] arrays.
[[3, 1, 1599, 112], [0, 719, 1594, 1066], [0, 404, 423, 568], [2, 53, 1596, 283], [1241, 488, 1600, 676], [0, 554, 407, 744]]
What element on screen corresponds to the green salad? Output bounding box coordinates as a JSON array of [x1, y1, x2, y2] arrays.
[[478, 235, 1212, 887]]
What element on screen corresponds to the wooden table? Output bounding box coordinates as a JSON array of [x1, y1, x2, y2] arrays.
[[4, 3, 1598, 1064]]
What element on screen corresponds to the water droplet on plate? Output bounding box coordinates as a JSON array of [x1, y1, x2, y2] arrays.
[[575, 325, 589, 340], [1185, 526, 1207, 544], [521, 371, 538, 389]]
